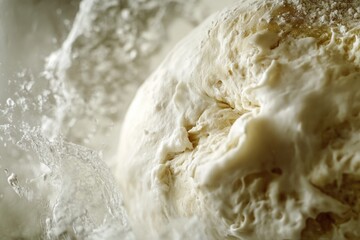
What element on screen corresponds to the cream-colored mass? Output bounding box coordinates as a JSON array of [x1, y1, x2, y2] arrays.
[[116, 0, 360, 239]]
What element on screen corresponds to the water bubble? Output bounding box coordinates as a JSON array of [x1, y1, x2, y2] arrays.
[[17, 97, 29, 111], [64, 19, 71, 29], [24, 80, 34, 91], [5, 170, 23, 197], [7, 172, 18, 187], [129, 49, 138, 60], [17, 70, 26, 78], [123, 42, 134, 52], [6, 98, 15, 107], [56, 9, 62, 16], [121, 9, 131, 20]]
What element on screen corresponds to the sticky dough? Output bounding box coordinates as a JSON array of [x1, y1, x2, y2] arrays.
[[116, 0, 360, 239]]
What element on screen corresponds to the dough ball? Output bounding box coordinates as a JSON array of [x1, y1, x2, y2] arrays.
[[117, 0, 360, 239]]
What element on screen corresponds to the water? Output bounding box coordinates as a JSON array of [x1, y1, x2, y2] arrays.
[[0, 0, 234, 239]]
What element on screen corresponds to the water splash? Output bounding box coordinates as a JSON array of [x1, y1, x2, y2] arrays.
[[0, 122, 134, 239], [0, 65, 133, 238]]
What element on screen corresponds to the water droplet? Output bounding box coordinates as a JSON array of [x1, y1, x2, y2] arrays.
[[6, 98, 15, 107], [5, 171, 23, 197], [7, 172, 18, 187], [123, 42, 134, 52], [17, 97, 28, 111], [56, 9, 62, 15], [17, 70, 26, 78], [129, 49, 137, 60], [64, 19, 71, 26], [121, 9, 131, 20], [24, 81, 34, 91]]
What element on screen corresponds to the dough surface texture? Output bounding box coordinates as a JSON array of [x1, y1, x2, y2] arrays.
[[117, 0, 360, 239]]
